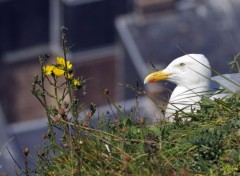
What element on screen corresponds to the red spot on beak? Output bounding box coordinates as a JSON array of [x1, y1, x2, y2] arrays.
[[149, 79, 155, 83]]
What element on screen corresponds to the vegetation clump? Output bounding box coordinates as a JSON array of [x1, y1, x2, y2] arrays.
[[2, 28, 240, 176]]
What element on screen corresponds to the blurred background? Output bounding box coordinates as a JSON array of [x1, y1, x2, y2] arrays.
[[1, 0, 240, 173]]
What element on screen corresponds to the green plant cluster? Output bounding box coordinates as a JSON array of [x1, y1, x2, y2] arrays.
[[29, 94, 239, 176], [3, 29, 240, 176]]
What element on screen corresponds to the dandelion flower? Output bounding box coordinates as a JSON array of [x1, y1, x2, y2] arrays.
[[73, 78, 81, 86], [43, 65, 54, 75], [56, 57, 65, 65], [66, 73, 74, 79], [56, 57, 72, 70], [53, 66, 64, 76]]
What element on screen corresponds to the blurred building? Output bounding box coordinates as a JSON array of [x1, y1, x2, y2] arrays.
[[0, 0, 133, 123]]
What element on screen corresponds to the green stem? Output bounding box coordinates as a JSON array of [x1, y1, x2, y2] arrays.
[[61, 27, 82, 172], [24, 155, 29, 176], [54, 76, 61, 108], [40, 65, 56, 144], [61, 88, 67, 102]]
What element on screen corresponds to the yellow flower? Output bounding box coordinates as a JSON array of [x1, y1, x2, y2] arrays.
[[56, 57, 72, 70], [73, 78, 81, 86], [66, 73, 74, 79], [53, 66, 64, 76], [43, 65, 54, 75]]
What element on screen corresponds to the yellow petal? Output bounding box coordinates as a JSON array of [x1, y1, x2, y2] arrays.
[[56, 56, 72, 70], [53, 67, 64, 76], [73, 79, 80, 86], [43, 65, 54, 75]]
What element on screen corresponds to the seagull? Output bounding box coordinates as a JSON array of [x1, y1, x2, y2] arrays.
[[144, 54, 212, 122]]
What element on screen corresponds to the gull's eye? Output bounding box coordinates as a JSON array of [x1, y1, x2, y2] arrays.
[[179, 63, 185, 67]]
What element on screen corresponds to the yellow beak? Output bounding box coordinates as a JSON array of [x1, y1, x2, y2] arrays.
[[144, 71, 172, 84]]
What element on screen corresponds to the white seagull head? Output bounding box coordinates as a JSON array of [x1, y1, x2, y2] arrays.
[[144, 54, 211, 87], [144, 54, 212, 121]]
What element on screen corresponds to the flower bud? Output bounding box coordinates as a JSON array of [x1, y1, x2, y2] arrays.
[[52, 117, 60, 123], [85, 112, 92, 119], [63, 102, 69, 109], [82, 121, 89, 127], [58, 108, 65, 116], [122, 127, 127, 133], [63, 143, 68, 148], [103, 89, 109, 95], [23, 147, 29, 156], [72, 168, 79, 174], [124, 155, 132, 162]]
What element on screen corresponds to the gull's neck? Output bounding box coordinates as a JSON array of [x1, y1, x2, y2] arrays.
[[165, 82, 210, 121], [165, 84, 209, 122], [170, 83, 209, 102]]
